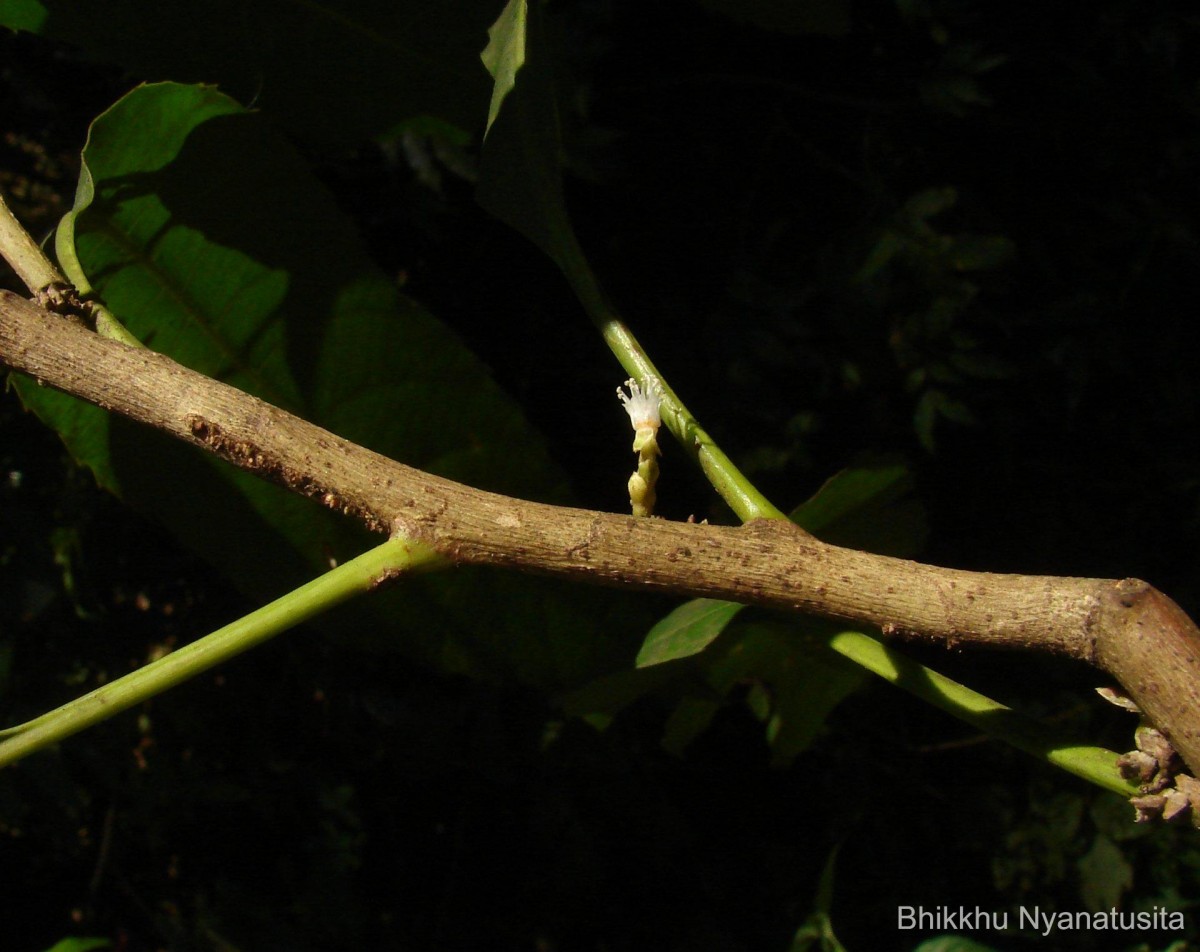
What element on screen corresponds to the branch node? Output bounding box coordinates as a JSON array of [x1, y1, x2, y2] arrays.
[[32, 282, 93, 330]]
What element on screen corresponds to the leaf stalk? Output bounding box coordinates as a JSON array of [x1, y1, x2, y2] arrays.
[[0, 537, 442, 767]]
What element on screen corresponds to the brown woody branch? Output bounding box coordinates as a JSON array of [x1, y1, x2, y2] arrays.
[[3, 289, 1200, 772]]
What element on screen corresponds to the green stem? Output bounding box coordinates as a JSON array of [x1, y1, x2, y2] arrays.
[[90, 300, 145, 348], [827, 630, 1137, 795], [0, 189, 66, 291], [557, 238, 784, 522], [0, 537, 443, 767], [1, 186, 142, 347], [52, 174, 143, 347]]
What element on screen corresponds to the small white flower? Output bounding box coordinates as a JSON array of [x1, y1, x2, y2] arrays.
[[616, 378, 661, 430]]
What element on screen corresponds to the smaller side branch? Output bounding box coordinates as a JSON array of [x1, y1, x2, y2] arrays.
[[0, 537, 440, 767], [0, 191, 66, 292]]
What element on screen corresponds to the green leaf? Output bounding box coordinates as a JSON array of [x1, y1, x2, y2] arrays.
[[481, 0, 527, 138], [40, 940, 111, 952], [0, 0, 48, 32], [789, 457, 928, 558], [636, 459, 925, 672], [635, 598, 746, 668], [693, 620, 868, 765], [621, 459, 922, 750], [14, 82, 618, 688], [476, 0, 604, 317], [572, 618, 870, 765], [9, 0, 500, 144]]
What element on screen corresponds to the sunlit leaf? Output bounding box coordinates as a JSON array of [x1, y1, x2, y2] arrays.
[[626, 458, 923, 754], [635, 598, 746, 667], [481, 0, 527, 138]]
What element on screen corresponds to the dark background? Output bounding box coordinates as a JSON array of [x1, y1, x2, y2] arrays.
[[3, 2, 1199, 950]]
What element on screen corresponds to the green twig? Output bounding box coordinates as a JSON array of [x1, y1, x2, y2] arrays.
[[557, 237, 784, 523], [0, 187, 141, 347], [0, 537, 443, 767], [52, 174, 143, 347], [827, 630, 1137, 795], [0, 189, 66, 291], [87, 300, 144, 347]]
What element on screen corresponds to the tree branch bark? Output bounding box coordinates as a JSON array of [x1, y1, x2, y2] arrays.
[[4, 289, 1200, 773]]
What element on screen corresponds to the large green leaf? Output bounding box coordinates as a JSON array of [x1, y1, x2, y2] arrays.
[[480, 0, 526, 139], [12, 82, 625, 688], [477, 0, 596, 300], [0, 0, 47, 32], [661, 620, 868, 765], [788, 457, 928, 558], [635, 598, 746, 668], [1, 0, 499, 144], [587, 461, 924, 756]]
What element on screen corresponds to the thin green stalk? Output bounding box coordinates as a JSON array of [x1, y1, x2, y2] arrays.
[[557, 237, 784, 522], [827, 630, 1137, 795], [0, 537, 443, 767], [0, 187, 141, 347], [0, 189, 66, 291], [90, 300, 144, 347], [51, 176, 143, 347]]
